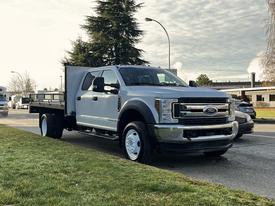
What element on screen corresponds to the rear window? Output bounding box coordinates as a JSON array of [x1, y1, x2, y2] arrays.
[[82, 71, 100, 90], [22, 98, 30, 104]]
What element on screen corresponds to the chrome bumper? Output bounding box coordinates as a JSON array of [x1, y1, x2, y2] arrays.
[[154, 121, 238, 143], [0, 106, 8, 112]]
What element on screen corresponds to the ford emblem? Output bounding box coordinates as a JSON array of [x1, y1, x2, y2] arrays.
[[203, 106, 218, 115]]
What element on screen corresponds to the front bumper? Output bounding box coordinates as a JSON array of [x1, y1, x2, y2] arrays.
[[153, 121, 238, 144], [238, 121, 254, 135], [0, 106, 8, 113]]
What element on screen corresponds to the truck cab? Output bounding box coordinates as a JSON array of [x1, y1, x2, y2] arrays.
[[30, 66, 238, 163]]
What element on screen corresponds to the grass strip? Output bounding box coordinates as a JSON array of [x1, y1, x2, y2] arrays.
[[255, 108, 275, 118], [0, 125, 274, 206]]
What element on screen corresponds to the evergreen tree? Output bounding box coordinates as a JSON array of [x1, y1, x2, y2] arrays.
[[64, 0, 148, 67], [63, 38, 103, 67]]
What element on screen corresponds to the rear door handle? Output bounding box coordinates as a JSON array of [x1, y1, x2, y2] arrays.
[[92, 97, 98, 101], [77, 96, 81, 101]]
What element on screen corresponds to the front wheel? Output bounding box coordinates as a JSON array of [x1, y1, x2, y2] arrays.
[[122, 121, 152, 164], [204, 149, 228, 157], [40, 114, 63, 139]]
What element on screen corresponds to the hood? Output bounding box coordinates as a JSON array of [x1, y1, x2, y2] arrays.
[[235, 111, 250, 119], [126, 86, 229, 99]]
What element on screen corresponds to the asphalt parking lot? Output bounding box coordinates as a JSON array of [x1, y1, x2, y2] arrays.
[[1, 109, 275, 199]]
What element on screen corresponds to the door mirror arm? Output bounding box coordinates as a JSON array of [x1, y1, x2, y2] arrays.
[[106, 83, 120, 89]]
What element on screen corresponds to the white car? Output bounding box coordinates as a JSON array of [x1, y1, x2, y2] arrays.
[[16, 97, 30, 109]]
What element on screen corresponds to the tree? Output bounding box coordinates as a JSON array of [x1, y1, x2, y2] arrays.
[[63, 38, 103, 67], [263, 0, 275, 82], [196, 74, 212, 86], [64, 0, 148, 67], [8, 72, 36, 96]]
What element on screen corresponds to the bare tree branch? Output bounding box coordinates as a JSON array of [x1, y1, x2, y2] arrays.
[[8, 71, 36, 96], [263, 0, 275, 82]]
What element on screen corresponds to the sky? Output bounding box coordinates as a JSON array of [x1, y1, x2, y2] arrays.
[[0, 0, 268, 90]]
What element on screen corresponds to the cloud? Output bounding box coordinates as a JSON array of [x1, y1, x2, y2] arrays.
[[246, 52, 265, 81], [173, 61, 200, 82], [0, 0, 269, 89], [138, 0, 268, 81]]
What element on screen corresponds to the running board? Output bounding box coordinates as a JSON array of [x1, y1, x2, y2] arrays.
[[78, 131, 119, 141]]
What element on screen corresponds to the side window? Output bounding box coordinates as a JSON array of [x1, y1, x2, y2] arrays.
[[101, 70, 118, 89], [82, 71, 100, 91]]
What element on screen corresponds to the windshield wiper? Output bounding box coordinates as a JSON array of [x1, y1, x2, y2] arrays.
[[159, 82, 186, 87], [129, 83, 159, 86]]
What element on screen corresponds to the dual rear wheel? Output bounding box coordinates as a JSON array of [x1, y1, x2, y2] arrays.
[[40, 114, 63, 139]]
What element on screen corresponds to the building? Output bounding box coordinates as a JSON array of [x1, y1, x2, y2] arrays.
[[222, 87, 275, 107], [211, 73, 275, 107]]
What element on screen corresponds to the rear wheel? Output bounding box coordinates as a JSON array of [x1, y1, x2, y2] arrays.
[[204, 149, 228, 157], [122, 121, 152, 164], [40, 114, 63, 139]]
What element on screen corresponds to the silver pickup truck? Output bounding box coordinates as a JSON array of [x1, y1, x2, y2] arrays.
[[29, 66, 238, 163]]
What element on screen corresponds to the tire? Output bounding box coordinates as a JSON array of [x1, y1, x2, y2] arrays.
[[40, 114, 63, 139], [122, 121, 152, 164], [204, 149, 228, 157]]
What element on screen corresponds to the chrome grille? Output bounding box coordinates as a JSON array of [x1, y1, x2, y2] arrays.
[[173, 98, 230, 125]]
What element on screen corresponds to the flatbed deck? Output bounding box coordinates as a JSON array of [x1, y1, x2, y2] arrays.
[[29, 93, 65, 113]]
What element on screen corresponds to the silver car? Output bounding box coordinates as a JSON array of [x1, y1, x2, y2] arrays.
[[234, 100, 256, 119]]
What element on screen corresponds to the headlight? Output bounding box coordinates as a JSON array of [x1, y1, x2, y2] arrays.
[[246, 114, 252, 122], [228, 99, 235, 122], [155, 99, 178, 123]]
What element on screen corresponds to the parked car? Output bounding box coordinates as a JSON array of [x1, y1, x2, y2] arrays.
[[234, 111, 254, 139], [0, 92, 8, 117], [29, 66, 238, 163], [234, 99, 256, 119], [16, 97, 30, 109]]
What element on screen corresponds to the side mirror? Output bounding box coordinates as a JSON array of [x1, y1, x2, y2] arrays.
[[93, 77, 105, 92], [189, 80, 198, 87]]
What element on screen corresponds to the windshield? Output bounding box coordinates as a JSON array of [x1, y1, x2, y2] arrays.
[[0, 95, 6, 101], [119, 67, 187, 87]]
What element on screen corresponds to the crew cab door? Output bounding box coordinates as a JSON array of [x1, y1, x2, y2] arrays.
[[90, 70, 120, 131], [76, 71, 101, 125], [76, 69, 120, 132]]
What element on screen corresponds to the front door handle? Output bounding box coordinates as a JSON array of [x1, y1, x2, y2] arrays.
[[77, 96, 81, 101], [92, 97, 98, 101]]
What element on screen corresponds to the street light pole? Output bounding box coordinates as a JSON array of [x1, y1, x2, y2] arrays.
[[60, 75, 63, 92], [145, 17, 171, 70]]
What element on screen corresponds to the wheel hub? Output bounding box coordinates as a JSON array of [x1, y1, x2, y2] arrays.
[[41, 118, 47, 136], [125, 129, 141, 161]]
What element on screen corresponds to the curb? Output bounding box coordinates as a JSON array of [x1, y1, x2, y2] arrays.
[[254, 118, 275, 124]]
